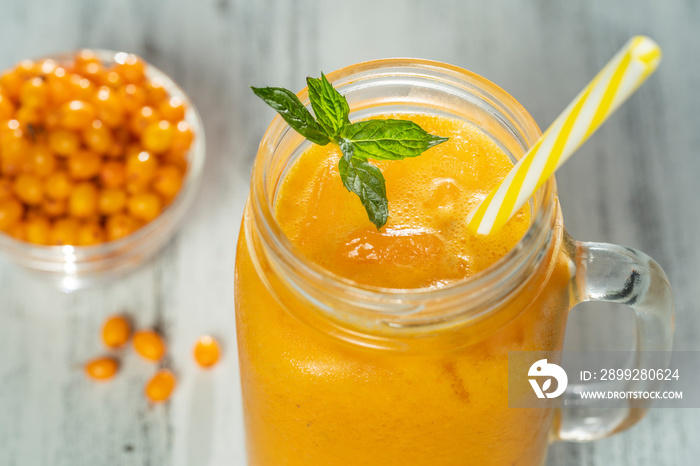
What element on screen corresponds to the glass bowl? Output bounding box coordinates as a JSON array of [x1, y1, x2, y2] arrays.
[[0, 49, 206, 291]]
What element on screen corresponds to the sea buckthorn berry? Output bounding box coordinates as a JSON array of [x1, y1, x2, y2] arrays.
[[20, 77, 49, 108], [128, 192, 161, 222], [85, 357, 119, 381], [98, 188, 127, 215], [101, 315, 131, 348], [42, 198, 67, 218], [35, 59, 57, 76], [15, 59, 36, 79], [0, 199, 23, 231], [48, 129, 80, 156], [15, 106, 42, 127], [44, 171, 74, 200], [58, 100, 97, 130], [152, 164, 183, 199], [193, 336, 221, 368], [68, 150, 101, 180], [0, 179, 13, 200], [145, 369, 176, 403], [49, 217, 79, 245], [9, 221, 27, 241], [115, 53, 145, 84], [100, 161, 126, 188], [46, 67, 74, 105], [101, 70, 123, 88], [106, 214, 137, 241], [141, 120, 173, 154], [0, 70, 23, 100], [14, 174, 44, 205], [0, 127, 30, 170], [0, 94, 15, 119], [133, 330, 166, 361], [69, 181, 98, 218], [77, 221, 105, 246], [30, 145, 57, 178], [25, 215, 50, 244], [129, 106, 159, 135], [94, 86, 125, 127], [73, 50, 101, 73], [68, 74, 94, 101], [126, 151, 157, 186], [158, 97, 185, 122], [119, 83, 147, 113], [82, 120, 114, 153], [146, 78, 168, 105], [170, 120, 194, 156]]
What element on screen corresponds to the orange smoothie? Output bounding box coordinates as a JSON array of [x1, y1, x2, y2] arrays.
[[235, 113, 572, 465]]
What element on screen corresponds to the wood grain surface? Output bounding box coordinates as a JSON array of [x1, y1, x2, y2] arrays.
[[0, 0, 697, 465]]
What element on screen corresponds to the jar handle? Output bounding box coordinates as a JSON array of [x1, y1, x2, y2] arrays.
[[555, 238, 675, 441]]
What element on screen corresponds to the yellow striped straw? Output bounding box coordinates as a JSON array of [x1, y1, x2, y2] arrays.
[[467, 36, 662, 235]]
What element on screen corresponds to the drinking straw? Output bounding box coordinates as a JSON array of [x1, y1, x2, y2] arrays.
[[466, 36, 661, 235]]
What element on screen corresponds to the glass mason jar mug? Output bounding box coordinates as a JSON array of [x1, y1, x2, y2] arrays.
[[235, 59, 674, 465]]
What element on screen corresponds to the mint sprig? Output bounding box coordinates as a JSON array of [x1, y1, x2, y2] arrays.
[[252, 74, 448, 229]]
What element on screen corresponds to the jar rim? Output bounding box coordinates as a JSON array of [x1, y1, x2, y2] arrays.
[[249, 58, 558, 330]]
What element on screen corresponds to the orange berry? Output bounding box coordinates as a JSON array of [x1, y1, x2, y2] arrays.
[[0, 198, 24, 231], [48, 129, 80, 156], [0, 94, 16, 119], [158, 97, 186, 122], [20, 76, 49, 108], [57, 100, 97, 130], [102, 315, 131, 348], [145, 369, 176, 403], [129, 106, 159, 135], [115, 53, 146, 84], [141, 120, 173, 154], [105, 214, 137, 241], [14, 174, 44, 205], [35, 59, 58, 76], [25, 215, 50, 244], [44, 171, 74, 200], [94, 86, 125, 127], [120, 83, 147, 114], [99, 161, 126, 188], [68, 150, 102, 180], [68, 74, 94, 101], [46, 67, 74, 105], [0, 179, 13, 200], [133, 330, 166, 361], [49, 217, 79, 245], [152, 164, 183, 199], [68, 181, 98, 217], [126, 150, 157, 186], [145, 78, 168, 105], [77, 221, 105, 246], [82, 120, 113, 154], [0, 127, 30, 175], [15, 59, 37, 80], [8, 221, 27, 241], [73, 50, 101, 73], [15, 106, 43, 127], [0, 70, 23, 100], [85, 357, 119, 381], [100, 70, 123, 88], [42, 197, 67, 218], [30, 144, 57, 178], [98, 188, 127, 215], [193, 335, 221, 368], [170, 120, 194, 156], [128, 192, 161, 222]]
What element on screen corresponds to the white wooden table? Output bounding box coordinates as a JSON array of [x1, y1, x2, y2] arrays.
[[0, 1, 697, 465]]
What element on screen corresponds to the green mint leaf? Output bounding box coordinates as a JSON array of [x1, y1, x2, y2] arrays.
[[338, 141, 388, 229], [339, 119, 448, 160], [251, 86, 330, 145], [306, 73, 350, 138]]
